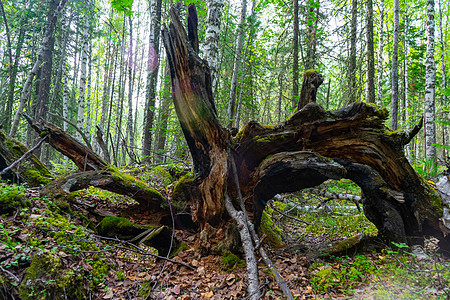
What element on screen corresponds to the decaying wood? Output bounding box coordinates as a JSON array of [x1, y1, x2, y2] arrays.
[[297, 70, 324, 110], [162, 3, 447, 249]]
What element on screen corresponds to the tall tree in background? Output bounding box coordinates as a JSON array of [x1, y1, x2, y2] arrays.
[[424, 0, 436, 160], [390, 0, 399, 130], [77, 21, 90, 139], [204, 0, 224, 97], [348, 0, 357, 104], [9, 0, 68, 137], [142, 0, 163, 161], [305, 0, 319, 70], [126, 16, 134, 158], [438, 0, 447, 156], [376, 0, 384, 107], [227, 0, 247, 128], [404, 12, 411, 159], [292, 0, 299, 108], [365, 0, 375, 103]]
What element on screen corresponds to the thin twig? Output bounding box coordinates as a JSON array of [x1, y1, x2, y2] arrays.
[[269, 202, 311, 225]]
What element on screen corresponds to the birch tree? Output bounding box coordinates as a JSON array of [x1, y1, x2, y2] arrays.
[[77, 22, 90, 140], [404, 13, 411, 159], [390, 0, 399, 130], [204, 0, 224, 97], [424, 0, 436, 160]]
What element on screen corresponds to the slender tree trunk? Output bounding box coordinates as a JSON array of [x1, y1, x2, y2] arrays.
[[366, 0, 375, 103], [142, 0, 163, 162], [155, 66, 172, 163], [100, 33, 112, 133], [77, 23, 89, 140], [425, 0, 436, 160], [305, 0, 319, 70], [204, 0, 224, 97], [126, 16, 134, 160], [348, 0, 357, 104], [292, 0, 299, 109], [86, 35, 93, 140], [404, 13, 411, 159], [9, 0, 67, 137], [390, 0, 400, 130], [376, 0, 384, 107], [62, 64, 69, 132], [438, 0, 447, 157], [227, 0, 247, 128]]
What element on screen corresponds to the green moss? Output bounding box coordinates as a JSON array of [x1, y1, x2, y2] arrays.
[[260, 210, 284, 248], [18, 253, 86, 300], [170, 242, 188, 258], [304, 69, 319, 77], [222, 253, 245, 271], [98, 216, 135, 236], [172, 174, 194, 212], [0, 183, 26, 215], [106, 166, 165, 204], [22, 168, 53, 186]]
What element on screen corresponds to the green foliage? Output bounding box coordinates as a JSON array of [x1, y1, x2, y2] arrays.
[[110, 0, 133, 16], [412, 158, 445, 179]]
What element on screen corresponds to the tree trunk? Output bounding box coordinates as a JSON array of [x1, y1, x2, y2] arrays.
[[348, 0, 357, 105], [204, 0, 224, 97], [77, 23, 89, 140], [292, 0, 299, 109], [424, 0, 436, 161], [305, 0, 319, 70], [376, 0, 384, 107], [227, 0, 247, 129], [155, 66, 172, 163], [365, 0, 375, 103], [390, 0, 400, 130], [438, 0, 447, 158], [126, 16, 134, 162], [161, 4, 448, 249], [142, 0, 163, 162], [404, 12, 412, 159], [9, 0, 67, 137]]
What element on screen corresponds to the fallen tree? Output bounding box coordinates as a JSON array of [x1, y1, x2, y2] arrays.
[[162, 5, 448, 298], [162, 4, 447, 246]]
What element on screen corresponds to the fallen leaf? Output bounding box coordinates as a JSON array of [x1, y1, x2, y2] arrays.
[[200, 291, 214, 298], [170, 285, 181, 295]]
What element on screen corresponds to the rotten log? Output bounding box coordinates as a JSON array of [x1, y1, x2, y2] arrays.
[[297, 70, 324, 110], [162, 3, 448, 250]]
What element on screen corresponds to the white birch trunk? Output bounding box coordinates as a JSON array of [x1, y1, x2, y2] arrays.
[[438, 0, 447, 156], [204, 0, 224, 97], [126, 16, 134, 153], [62, 65, 69, 132], [77, 24, 89, 140], [227, 0, 247, 129], [425, 0, 436, 160]]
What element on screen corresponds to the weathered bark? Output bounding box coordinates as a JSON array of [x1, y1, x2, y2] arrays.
[[297, 70, 324, 110], [161, 4, 448, 249], [77, 23, 89, 140]]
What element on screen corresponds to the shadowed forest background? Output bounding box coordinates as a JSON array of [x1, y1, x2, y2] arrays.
[[0, 0, 450, 299]]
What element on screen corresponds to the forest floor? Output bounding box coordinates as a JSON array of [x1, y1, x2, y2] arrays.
[[1, 168, 449, 300]]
